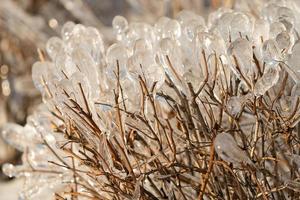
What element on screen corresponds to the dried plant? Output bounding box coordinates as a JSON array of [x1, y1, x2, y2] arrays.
[[2, 0, 300, 199]]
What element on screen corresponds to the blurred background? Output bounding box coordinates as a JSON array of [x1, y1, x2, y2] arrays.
[[0, 0, 234, 198]]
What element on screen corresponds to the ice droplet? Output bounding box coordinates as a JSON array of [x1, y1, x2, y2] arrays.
[[227, 96, 242, 117], [32, 61, 60, 99], [286, 42, 300, 83], [262, 39, 282, 64], [214, 132, 253, 166], [2, 163, 16, 178], [112, 15, 128, 34], [230, 12, 252, 40], [165, 19, 181, 39], [253, 19, 269, 44], [276, 31, 291, 52], [2, 123, 29, 151], [46, 37, 63, 61], [228, 38, 254, 78], [61, 21, 75, 41], [254, 65, 279, 96], [270, 22, 286, 39]]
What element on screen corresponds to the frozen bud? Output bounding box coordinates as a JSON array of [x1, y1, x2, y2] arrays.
[[214, 11, 235, 42], [112, 15, 128, 34], [262, 3, 280, 22], [55, 50, 77, 78], [278, 96, 297, 115], [159, 38, 184, 77], [230, 12, 252, 40], [228, 38, 254, 78], [71, 48, 100, 99], [229, 38, 253, 63], [32, 61, 61, 101], [270, 22, 286, 39], [226, 96, 242, 117], [254, 65, 279, 96], [2, 163, 16, 178], [133, 38, 152, 53], [106, 43, 128, 64], [291, 84, 300, 96], [85, 27, 105, 63], [1, 123, 36, 151], [176, 10, 205, 26], [262, 39, 282, 65], [253, 19, 269, 44], [143, 64, 165, 89], [276, 31, 291, 52], [155, 17, 171, 36], [126, 23, 155, 45], [71, 24, 86, 36], [61, 21, 75, 41], [165, 19, 181, 39], [182, 19, 206, 41], [214, 132, 253, 166], [276, 7, 295, 30], [120, 75, 140, 111], [28, 144, 52, 168], [46, 37, 63, 60], [286, 42, 300, 83]]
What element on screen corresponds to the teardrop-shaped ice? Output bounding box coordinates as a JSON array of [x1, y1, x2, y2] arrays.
[[278, 96, 298, 117], [214, 12, 234, 42], [214, 132, 253, 166], [176, 10, 205, 27], [154, 17, 170, 38], [106, 43, 128, 80], [133, 38, 152, 53], [159, 38, 184, 78], [28, 144, 52, 168], [228, 38, 255, 79], [2, 163, 16, 178], [230, 12, 252, 41], [291, 84, 300, 96], [71, 48, 99, 99], [262, 39, 282, 65], [112, 15, 128, 34], [182, 19, 206, 42], [46, 37, 63, 61], [143, 64, 165, 89], [276, 7, 295, 31], [85, 26, 105, 64], [165, 19, 181, 39], [286, 42, 300, 83], [253, 19, 270, 44], [126, 22, 155, 46], [106, 43, 128, 65], [61, 21, 75, 41], [1, 123, 37, 151], [262, 3, 280, 23], [55, 50, 77, 78], [270, 22, 286, 39], [32, 61, 60, 99], [276, 31, 291, 52], [254, 65, 280, 96], [120, 75, 141, 112], [226, 96, 242, 117]]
